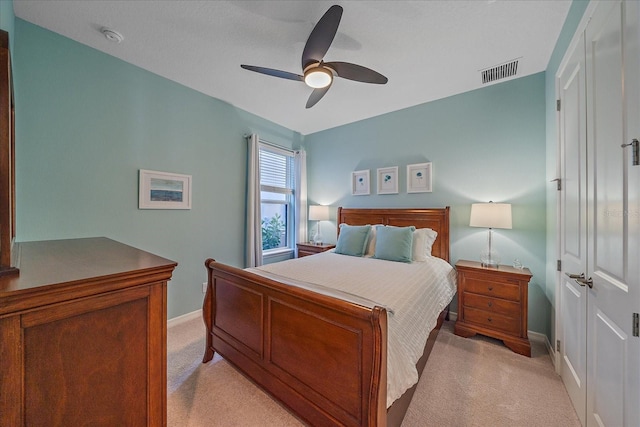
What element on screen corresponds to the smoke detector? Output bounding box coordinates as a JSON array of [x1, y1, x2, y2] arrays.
[[100, 27, 124, 43]]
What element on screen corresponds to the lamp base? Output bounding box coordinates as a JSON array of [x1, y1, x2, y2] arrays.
[[312, 221, 323, 245], [480, 247, 500, 268], [480, 260, 500, 268], [312, 234, 324, 245]]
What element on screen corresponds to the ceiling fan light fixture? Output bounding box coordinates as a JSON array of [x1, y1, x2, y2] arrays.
[[240, 5, 385, 108], [304, 67, 333, 88]]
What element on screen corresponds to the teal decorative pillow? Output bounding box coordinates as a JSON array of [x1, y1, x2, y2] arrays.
[[335, 224, 371, 257], [374, 225, 416, 263]]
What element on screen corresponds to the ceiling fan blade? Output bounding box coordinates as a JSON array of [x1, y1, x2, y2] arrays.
[[306, 83, 332, 109], [301, 5, 343, 69], [325, 61, 388, 84], [240, 65, 304, 82]]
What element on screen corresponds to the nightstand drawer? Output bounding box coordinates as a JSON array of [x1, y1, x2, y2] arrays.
[[296, 243, 335, 258], [297, 249, 316, 258], [464, 277, 520, 301], [463, 293, 520, 317], [464, 306, 520, 335]]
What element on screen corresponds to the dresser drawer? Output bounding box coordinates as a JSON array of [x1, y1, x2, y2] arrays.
[[464, 306, 520, 335], [463, 292, 520, 317], [463, 276, 520, 301]]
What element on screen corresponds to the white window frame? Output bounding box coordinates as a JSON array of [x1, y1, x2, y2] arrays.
[[259, 143, 295, 259]]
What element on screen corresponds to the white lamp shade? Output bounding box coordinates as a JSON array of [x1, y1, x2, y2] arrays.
[[309, 205, 330, 221], [469, 203, 512, 229]]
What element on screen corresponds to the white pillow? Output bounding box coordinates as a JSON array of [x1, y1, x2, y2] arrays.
[[412, 228, 438, 262], [365, 224, 385, 256]]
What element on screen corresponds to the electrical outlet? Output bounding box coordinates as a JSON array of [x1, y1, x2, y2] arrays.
[[202, 282, 207, 293]]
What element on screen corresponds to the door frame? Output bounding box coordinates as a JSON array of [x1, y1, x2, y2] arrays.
[[554, 0, 598, 373]]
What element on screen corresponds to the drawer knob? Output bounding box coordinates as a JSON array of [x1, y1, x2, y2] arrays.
[[488, 317, 492, 322], [488, 286, 493, 291], [488, 302, 493, 307]]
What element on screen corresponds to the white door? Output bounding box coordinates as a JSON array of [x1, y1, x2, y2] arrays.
[[585, 1, 640, 426], [558, 32, 588, 426]]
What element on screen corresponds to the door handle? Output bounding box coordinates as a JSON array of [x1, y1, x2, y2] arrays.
[[565, 272, 585, 279], [575, 276, 594, 289]]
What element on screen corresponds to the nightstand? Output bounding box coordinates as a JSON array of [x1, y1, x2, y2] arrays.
[[296, 242, 336, 258], [454, 260, 532, 357]]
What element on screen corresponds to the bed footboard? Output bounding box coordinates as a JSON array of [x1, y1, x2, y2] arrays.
[[202, 259, 388, 427]]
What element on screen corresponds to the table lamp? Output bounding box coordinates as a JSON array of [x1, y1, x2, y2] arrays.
[[469, 201, 512, 267], [308, 205, 330, 245]]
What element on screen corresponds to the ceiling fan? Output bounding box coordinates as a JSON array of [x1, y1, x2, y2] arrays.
[[240, 5, 388, 109]]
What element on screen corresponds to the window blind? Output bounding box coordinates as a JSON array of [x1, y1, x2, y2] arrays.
[[260, 147, 293, 194]]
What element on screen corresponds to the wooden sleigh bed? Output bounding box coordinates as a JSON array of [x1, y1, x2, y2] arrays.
[[202, 207, 451, 426]]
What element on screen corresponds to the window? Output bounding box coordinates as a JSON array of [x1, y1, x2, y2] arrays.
[[259, 144, 295, 253]]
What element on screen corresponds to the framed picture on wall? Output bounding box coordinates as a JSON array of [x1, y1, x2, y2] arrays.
[[407, 162, 432, 193], [139, 169, 192, 209], [351, 170, 370, 196], [377, 166, 398, 195]]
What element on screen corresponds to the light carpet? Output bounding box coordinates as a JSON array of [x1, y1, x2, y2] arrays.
[[167, 318, 579, 426]]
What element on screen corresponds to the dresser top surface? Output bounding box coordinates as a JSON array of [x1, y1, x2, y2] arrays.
[[0, 237, 177, 296]]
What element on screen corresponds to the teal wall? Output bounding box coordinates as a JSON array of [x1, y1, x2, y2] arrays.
[[0, 0, 14, 48], [13, 19, 302, 319], [5, 0, 591, 341], [303, 73, 549, 335], [544, 0, 591, 342]]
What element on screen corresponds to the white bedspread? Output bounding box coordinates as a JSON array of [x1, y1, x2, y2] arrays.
[[248, 251, 457, 407]]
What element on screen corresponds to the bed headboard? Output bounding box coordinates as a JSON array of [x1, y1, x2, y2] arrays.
[[337, 207, 450, 263]]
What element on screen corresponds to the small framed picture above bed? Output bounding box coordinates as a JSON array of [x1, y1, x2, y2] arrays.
[[377, 166, 399, 195], [139, 169, 192, 209], [351, 169, 370, 196], [407, 162, 433, 193]]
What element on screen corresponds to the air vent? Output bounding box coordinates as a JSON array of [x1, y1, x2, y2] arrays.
[[480, 59, 519, 84]]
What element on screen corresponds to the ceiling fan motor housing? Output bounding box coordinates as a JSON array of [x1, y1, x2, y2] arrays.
[[303, 64, 333, 88]]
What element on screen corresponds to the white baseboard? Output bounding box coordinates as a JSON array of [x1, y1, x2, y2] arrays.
[[167, 309, 202, 329], [448, 311, 458, 321], [528, 330, 556, 365]]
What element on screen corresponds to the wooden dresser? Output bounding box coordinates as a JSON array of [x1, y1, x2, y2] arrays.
[[454, 260, 532, 356], [0, 237, 177, 426], [296, 242, 335, 258]]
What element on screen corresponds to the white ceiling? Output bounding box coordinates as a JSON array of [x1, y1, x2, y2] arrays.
[[13, 0, 571, 135]]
